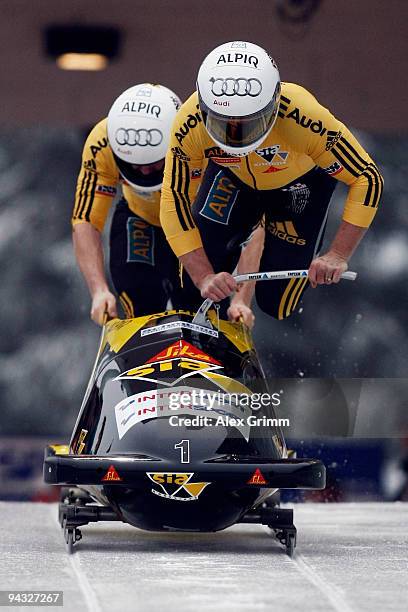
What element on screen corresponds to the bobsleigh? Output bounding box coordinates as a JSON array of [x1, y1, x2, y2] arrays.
[[44, 277, 329, 556]]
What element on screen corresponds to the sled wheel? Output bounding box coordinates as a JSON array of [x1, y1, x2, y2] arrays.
[[65, 528, 75, 555], [286, 532, 296, 558], [60, 487, 71, 503], [65, 527, 82, 554]]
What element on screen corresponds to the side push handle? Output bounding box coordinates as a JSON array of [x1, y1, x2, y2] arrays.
[[192, 269, 357, 328]]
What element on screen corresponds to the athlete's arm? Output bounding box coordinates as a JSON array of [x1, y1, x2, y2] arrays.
[[160, 93, 206, 258], [282, 85, 383, 287], [308, 221, 366, 288], [72, 224, 117, 324], [161, 93, 239, 300], [179, 248, 237, 301], [227, 224, 266, 327], [72, 119, 119, 323]]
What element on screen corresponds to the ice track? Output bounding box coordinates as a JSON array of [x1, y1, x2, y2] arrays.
[[1, 502, 407, 612]]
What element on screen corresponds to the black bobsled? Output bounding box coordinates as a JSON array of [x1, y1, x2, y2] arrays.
[[44, 305, 325, 557]]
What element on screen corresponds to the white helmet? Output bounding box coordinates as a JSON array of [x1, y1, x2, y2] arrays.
[[197, 41, 281, 155], [107, 83, 181, 192]]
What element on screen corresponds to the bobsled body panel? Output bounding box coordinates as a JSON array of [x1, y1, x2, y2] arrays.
[[62, 311, 292, 531]]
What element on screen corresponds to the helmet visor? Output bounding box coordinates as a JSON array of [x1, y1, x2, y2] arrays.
[[199, 83, 281, 150], [114, 155, 165, 189]]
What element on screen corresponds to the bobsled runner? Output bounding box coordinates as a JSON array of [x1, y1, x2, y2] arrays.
[[44, 270, 355, 556]]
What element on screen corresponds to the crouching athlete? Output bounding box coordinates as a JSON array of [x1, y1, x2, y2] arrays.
[[160, 41, 383, 321], [72, 83, 183, 324]]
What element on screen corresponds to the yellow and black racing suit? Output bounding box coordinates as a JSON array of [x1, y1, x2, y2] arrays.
[[72, 118, 182, 317], [160, 83, 383, 318]]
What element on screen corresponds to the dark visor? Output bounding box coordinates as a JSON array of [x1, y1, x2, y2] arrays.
[[199, 84, 280, 149], [113, 154, 165, 189]]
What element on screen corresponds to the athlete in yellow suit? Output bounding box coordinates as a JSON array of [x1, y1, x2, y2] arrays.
[[72, 84, 183, 324], [160, 41, 383, 320]]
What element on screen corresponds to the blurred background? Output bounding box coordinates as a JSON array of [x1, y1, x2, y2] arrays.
[[0, 0, 407, 502]]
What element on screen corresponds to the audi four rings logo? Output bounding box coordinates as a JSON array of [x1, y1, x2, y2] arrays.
[[115, 128, 163, 147], [209, 77, 262, 97]]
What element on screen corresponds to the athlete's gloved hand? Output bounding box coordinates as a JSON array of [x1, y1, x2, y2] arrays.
[[91, 289, 118, 325], [227, 302, 255, 329], [199, 272, 238, 302], [308, 251, 348, 288]]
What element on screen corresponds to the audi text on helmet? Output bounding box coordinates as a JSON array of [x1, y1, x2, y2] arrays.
[[115, 128, 163, 147]]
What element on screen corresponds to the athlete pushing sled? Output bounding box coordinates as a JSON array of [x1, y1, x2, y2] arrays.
[[160, 41, 383, 321]]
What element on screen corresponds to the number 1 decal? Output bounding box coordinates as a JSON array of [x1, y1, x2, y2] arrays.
[[175, 439, 190, 464]]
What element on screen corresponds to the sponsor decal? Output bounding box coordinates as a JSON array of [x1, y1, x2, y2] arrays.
[[204, 146, 241, 164], [83, 159, 96, 170], [282, 182, 311, 214], [175, 104, 202, 145], [325, 130, 342, 151], [126, 217, 154, 265], [114, 385, 251, 440], [268, 220, 306, 245], [191, 168, 202, 180], [247, 272, 271, 281], [213, 100, 230, 107], [96, 184, 117, 197], [102, 465, 122, 482], [147, 340, 220, 365], [136, 86, 152, 97], [323, 161, 343, 176], [247, 468, 268, 485], [288, 270, 307, 277], [115, 128, 163, 147], [282, 107, 326, 135], [200, 172, 239, 225], [210, 77, 262, 97], [146, 309, 195, 320], [216, 53, 259, 68], [90, 138, 108, 158], [114, 352, 221, 386], [171, 146, 190, 161], [121, 101, 161, 117], [74, 429, 88, 454], [262, 165, 285, 173], [255, 144, 289, 165], [141, 320, 218, 338], [147, 473, 210, 501]]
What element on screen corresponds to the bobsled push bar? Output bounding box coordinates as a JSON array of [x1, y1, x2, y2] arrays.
[[44, 446, 325, 490], [192, 268, 357, 328]]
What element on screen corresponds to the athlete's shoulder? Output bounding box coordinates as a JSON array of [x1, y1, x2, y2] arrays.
[[81, 117, 117, 175], [280, 82, 323, 114], [173, 91, 203, 140], [276, 82, 338, 144], [171, 91, 206, 150], [83, 117, 110, 156]]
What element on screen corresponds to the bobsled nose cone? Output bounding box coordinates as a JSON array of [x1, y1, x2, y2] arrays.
[[103, 483, 260, 532]]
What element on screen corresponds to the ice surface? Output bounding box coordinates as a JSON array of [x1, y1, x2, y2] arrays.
[[0, 502, 407, 612]]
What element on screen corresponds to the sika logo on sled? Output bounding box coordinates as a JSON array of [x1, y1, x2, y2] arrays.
[[147, 340, 221, 364], [146, 472, 210, 501]]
